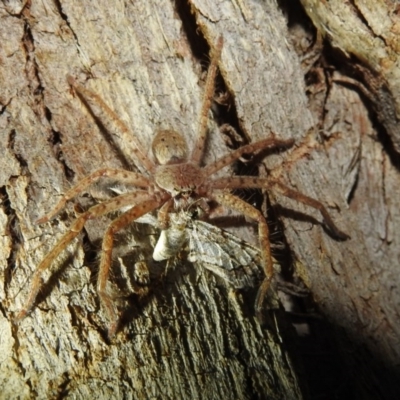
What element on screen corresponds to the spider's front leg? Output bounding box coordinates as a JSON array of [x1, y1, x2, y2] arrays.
[[192, 36, 223, 165], [209, 191, 274, 320], [68, 76, 156, 174]]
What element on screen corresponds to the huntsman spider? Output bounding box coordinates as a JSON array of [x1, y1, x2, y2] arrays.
[[15, 37, 349, 337]]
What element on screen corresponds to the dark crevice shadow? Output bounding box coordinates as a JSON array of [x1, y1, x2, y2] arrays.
[[34, 252, 77, 311]]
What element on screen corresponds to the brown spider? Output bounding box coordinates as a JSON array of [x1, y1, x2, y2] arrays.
[[15, 37, 349, 337]]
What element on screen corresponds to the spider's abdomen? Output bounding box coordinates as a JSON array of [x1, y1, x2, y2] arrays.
[[154, 162, 205, 197], [152, 130, 188, 165]]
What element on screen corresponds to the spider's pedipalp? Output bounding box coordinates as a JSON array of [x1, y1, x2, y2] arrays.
[[157, 198, 174, 230], [37, 168, 154, 224], [15, 191, 153, 323], [202, 137, 294, 178]]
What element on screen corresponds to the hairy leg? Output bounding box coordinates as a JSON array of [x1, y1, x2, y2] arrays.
[[96, 193, 170, 338], [209, 191, 273, 319], [14, 191, 151, 322], [68, 76, 156, 174], [192, 36, 223, 165], [37, 168, 153, 223], [202, 137, 294, 177], [209, 177, 349, 239], [271, 180, 350, 239]]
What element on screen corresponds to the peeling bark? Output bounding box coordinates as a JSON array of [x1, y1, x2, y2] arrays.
[[291, 1, 400, 398]]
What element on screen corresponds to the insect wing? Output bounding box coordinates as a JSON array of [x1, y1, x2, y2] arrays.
[[188, 220, 264, 289]]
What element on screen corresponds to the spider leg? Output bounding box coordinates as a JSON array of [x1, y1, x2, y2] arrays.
[[207, 191, 273, 321], [157, 198, 174, 230], [210, 176, 350, 240], [37, 168, 154, 223], [14, 191, 152, 323], [97, 193, 170, 338], [68, 76, 156, 174], [202, 137, 294, 177], [270, 180, 350, 240], [192, 36, 223, 165]]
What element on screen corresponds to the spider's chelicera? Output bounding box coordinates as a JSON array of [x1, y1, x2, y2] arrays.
[[15, 37, 349, 337]]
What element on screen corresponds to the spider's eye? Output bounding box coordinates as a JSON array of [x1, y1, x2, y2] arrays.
[[152, 130, 188, 165]]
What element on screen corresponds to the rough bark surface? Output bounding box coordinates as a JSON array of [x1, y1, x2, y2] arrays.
[[296, 1, 400, 398], [0, 0, 305, 399], [0, 0, 399, 399], [300, 0, 400, 153]]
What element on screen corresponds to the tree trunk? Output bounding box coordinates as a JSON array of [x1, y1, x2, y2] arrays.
[[0, 0, 398, 399], [295, 1, 400, 398], [1, 0, 303, 398]]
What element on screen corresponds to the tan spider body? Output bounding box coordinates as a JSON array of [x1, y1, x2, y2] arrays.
[[15, 37, 348, 337]]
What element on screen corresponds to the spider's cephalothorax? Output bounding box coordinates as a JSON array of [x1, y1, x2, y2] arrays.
[[15, 37, 349, 337], [152, 130, 208, 214]]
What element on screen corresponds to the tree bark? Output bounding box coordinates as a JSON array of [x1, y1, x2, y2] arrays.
[[0, 0, 399, 399], [0, 0, 304, 398], [295, 1, 400, 398]]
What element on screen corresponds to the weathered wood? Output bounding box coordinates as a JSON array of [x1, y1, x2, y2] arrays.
[[296, 1, 400, 398], [0, 0, 305, 398], [300, 0, 400, 153], [2, 0, 399, 398]]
